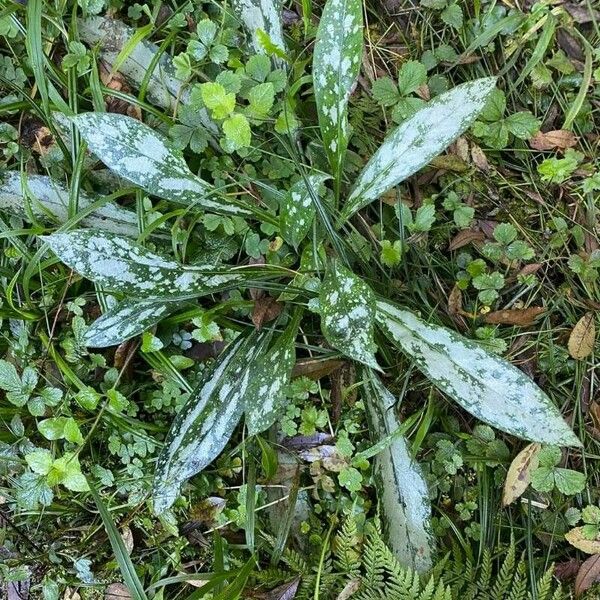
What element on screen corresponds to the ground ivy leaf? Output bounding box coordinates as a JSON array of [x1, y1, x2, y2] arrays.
[[0, 172, 139, 236], [42, 230, 239, 297], [280, 174, 329, 249], [363, 371, 434, 572], [85, 298, 185, 348], [72, 113, 249, 216], [245, 313, 300, 436], [153, 335, 261, 513], [377, 301, 581, 447], [320, 262, 379, 369], [342, 78, 496, 221], [312, 0, 363, 182]]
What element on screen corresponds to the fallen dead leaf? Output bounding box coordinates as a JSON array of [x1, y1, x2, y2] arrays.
[[484, 307, 545, 326], [530, 129, 578, 151], [448, 284, 463, 316], [448, 229, 485, 251], [260, 577, 301, 600], [568, 313, 596, 360], [121, 526, 134, 555], [502, 443, 541, 507], [471, 143, 489, 171], [590, 402, 600, 432], [575, 554, 600, 597], [337, 578, 361, 599], [566, 527, 600, 554], [292, 358, 344, 380], [105, 583, 131, 600], [252, 296, 282, 329]]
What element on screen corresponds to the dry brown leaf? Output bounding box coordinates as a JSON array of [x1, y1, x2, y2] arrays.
[[448, 284, 463, 316], [517, 263, 542, 277], [292, 358, 344, 380], [590, 402, 600, 432], [448, 230, 485, 251], [454, 137, 469, 162], [337, 578, 361, 600], [566, 527, 600, 554], [105, 583, 131, 600], [530, 129, 578, 151], [471, 144, 489, 172], [568, 313, 596, 359], [260, 578, 301, 600], [252, 296, 282, 329], [575, 554, 600, 597], [483, 307, 545, 326], [121, 526, 134, 555], [502, 443, 541, 507], [430, 154, 469, 172]]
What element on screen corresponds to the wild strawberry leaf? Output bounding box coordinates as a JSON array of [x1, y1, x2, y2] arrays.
[[320, 262, 379, 369], [342, 78, 496, 221], [313, 0, 363, 183], [72, 113, 249, 216], [42, 230, 239, 297], [0, 171, 138, 236], [280, 174, 329, 249], [245, 313, 300, 435], [377, 301, 581, 447], [84, 298, 185, 348], [363, 372, 434, 572]]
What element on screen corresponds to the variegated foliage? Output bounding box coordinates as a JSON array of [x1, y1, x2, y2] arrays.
[[363, 372, 434, 572], [72, 113, 249, 216], [0, 171, 138, 236], [153, 316, 298, 513], [377, 301, 581, 447], [230, 0, 286, 59], [313, 0, 363, 184]]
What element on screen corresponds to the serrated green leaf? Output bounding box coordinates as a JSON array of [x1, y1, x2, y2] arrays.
[[397, 60, 427, 96], [377, 301, 581, 446], [280, 174, 329, 248], [320, 262, 379, 369], [342, 78, 496, 221], [245, 315, 299, 436], [313, 0, 363, 182], [0, 172, 139, 236], [42, 230, 239, 298], [363, 372, 433, 572], [222, 113, 252, 151], [72, 113, 249, 216], [153, 335, 257, 513], [85, 298, 184, 348], [231, 0, 286, 58], [25, 449, 53, 475]]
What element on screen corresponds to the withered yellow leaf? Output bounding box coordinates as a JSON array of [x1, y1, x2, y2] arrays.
[[568, 313, 596, 360], [502, 443, 541, 507], [566, 527, 600, 555]]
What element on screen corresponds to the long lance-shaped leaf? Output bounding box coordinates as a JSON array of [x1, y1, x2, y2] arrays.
[[341, 78, 496, 221], [78, 16, 218, 136], [377, 301, 581, 447], [42, 230, 239, 297], [362, 371, 434, 572], [280, 174, 329, 249], [320, 262, 380, 369], [72, 113, 249, 216], [84, 298, 185, 348], [231, 0, 286, 59], [245, 313, 300, 435], [153, 334, 260, 513], [313, 0, 363, 182], [0, 171, 138, 236]]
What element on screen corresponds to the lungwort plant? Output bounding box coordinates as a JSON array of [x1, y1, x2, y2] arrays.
[[21, 0, 580, 573]]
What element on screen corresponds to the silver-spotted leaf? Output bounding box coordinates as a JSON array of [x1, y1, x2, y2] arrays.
[[73, 113, 248, 215], [231, 0, 286, 58], [85, 298, 184, 348], [313, 0, 363, 181], [377, 301, 581, 446], [280, 174, 329, 249], [245, 314, 299, 435], [320, 262, 379, 369], [42, 230, 238, 297], [153, 335, 255, 513], [0, 171, 138, 236], [363, 371, 433, 572], [342, 78, 496, 220]]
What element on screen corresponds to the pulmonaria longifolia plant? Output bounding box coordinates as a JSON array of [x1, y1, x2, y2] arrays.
[[23, 0, 579, 572]]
